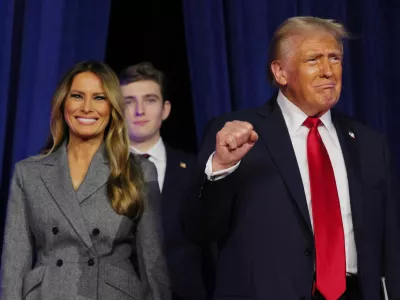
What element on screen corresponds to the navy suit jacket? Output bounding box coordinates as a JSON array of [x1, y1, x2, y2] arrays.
[[182, 98, 400, 300], [162, 144, 208, 300]]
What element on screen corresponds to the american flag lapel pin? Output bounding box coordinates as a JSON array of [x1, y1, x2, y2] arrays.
[[348, 131, 355, 139], [180, 162, 187, 168]]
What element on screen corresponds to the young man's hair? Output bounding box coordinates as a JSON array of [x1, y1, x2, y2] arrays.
[[118, 62, 168, 100]]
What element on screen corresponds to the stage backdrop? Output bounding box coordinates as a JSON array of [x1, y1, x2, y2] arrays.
[[0, 0, 111, 247], [2, 0, 400, 245], [182, 0, 400, 169]]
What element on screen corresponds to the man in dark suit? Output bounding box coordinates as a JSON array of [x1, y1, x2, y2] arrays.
[[119, 62, 207, 300], [182, 17, 400, 300]]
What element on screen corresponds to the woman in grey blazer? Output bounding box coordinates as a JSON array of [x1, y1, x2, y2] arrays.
[[1, 61, 171, 300]]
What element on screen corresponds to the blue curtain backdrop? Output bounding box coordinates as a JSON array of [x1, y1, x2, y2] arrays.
[[182, 0, 400, 168], [0, 0, 111, 246], [2, 0, 400, 242]]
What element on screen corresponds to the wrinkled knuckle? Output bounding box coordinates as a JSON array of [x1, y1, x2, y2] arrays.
[[232, 131, 241, 139], [244, 122, 253, 130], [224, 121, 233, 128], [226, 134, 236, 143], [236, 128, 247, 138]]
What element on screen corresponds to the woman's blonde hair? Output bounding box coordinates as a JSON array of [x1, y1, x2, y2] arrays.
[[42, 61, 144, 219]]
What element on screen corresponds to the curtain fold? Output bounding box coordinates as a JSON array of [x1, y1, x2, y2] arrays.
[[0, 0, 112, 247], [182, 0, 400, 168]]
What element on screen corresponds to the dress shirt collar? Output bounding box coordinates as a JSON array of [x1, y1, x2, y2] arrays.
[[130, 137, 166, 162], [276, 90, 336, 139]]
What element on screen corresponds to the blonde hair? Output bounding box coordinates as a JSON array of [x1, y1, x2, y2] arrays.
[[42, 61, 144, 219], [267, 16, 349, 84]]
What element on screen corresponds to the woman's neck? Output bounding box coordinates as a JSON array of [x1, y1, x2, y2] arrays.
[[67, 134, 103, 162]]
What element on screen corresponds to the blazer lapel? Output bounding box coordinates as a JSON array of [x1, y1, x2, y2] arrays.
[[76, 143, 109, 203], [254, 99, 313, 235], [40, 143, 94, 252], [332, 111, 363, 244], [162, 145, 181, 199]]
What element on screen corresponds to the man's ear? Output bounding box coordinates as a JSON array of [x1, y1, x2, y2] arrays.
[[270, 60, 288, 86], [162, 100, 171, 121]]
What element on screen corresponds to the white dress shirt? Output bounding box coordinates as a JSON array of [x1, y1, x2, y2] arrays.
[[205, 90, 357, 273], [130, 138, 167, 191]]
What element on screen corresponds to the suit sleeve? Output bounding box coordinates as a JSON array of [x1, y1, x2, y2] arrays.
[[181, 117, 239, 246], [382, 138, 400, 299], [1, 164, 34, 300], [136, 159, 171, 300]]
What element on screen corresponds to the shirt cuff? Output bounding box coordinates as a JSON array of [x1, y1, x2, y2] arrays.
[[205, 152, 240, 181]]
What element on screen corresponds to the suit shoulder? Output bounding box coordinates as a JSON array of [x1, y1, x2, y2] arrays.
[[205, 106, 263, 136], [9, 155, 45, 184], [15, 154, 45, 169], [334, 111, 385, 141], [165, 144, 197, 171], [165, 145, 195, 161], [213, 107, 260, 123]]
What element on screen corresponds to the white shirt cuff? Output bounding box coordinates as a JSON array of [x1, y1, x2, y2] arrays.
[[205, 152, 240, 181]]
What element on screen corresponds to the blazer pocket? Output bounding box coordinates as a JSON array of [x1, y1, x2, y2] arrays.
[[22, 265, 46, 299], [104, 263, 141, 299]]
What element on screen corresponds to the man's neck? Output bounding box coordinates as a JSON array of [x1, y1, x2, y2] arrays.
[[130, 135, 161, 153], [279, 89, 329, 117]]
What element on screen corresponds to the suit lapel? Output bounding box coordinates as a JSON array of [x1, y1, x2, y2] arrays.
[[332, 112, 363, 243], [40, 143, 94, 252], [162, 145, 181, 199], [252, 100, 363, 245], [254, 99, 313, 235], [76, 143, 109, 203]]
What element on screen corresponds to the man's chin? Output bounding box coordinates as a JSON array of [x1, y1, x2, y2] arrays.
[[320, 96, 339, 109]]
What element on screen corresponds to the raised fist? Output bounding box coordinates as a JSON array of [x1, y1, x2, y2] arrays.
[[212, 121, 258, 172]]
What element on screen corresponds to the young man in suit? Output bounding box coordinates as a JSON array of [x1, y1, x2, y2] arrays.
[[182, 17, 400, 300], [119, 62, 207, 300]]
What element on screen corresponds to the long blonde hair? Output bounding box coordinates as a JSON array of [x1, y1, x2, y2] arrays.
[[42, 61, 144, 219]]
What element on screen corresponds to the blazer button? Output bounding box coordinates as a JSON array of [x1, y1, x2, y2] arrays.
[[56, 259, 63, 267], [198, 186, 204, 198], [52, 227, 59, 235], [304, 249, 311, 256], [92, 228, 100, 236], [88, 258, 95, 266]]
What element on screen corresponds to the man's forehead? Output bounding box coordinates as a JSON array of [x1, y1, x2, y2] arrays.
[[302, 47, 343, 56], [279, 35, 342, 60]]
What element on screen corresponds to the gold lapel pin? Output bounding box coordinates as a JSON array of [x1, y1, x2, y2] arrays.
[[180, 162, 187, 168]]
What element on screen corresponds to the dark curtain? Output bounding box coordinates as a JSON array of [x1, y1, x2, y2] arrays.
[[182, 0, 400, 168], [105, 0, 198, 154], [0, 0, 111, 246]]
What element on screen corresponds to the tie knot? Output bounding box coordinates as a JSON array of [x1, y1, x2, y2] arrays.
[[141, 153, 150, 159], [303, 117, 322, 129]]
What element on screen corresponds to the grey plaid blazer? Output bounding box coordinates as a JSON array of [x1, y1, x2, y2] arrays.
[[1, 142, 171, 300]]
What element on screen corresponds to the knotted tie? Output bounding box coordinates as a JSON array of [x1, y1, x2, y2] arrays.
[[304, 117, 346, 300]]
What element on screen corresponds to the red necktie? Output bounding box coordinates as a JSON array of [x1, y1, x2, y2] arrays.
[[304, 117, 346, 300], [141, 153, 150, 159]]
